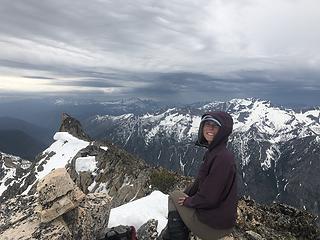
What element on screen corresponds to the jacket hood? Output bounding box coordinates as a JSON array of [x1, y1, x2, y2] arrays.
[[196, 111, 233, 150]]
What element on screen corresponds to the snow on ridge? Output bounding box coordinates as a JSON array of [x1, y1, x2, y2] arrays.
[[231, 99, 320, 139], [0, 152, 32, 195], [144, 109, 199, 143], [0, 151, 22, 161], [94, 113, 134, 122], [199, 101, 224, 110], [93, 115, 110, 122], [0, 152, 31, 169], [141, 111, 166, 122], [0, 156, 17, 195], [262, 145, 280, 170], [187, 116, 201, 139], [92, 98, 319, 146], [53, 132, 85, 142], [37, 132, 90, 180], [296, 110, 320, 125], [142, 99, 319, 144], [112, 113, 134, 121], [229, 98, 258, 107], [0, 166, 16, 195]]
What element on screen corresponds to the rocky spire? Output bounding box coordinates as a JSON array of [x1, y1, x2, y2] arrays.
[[59, 113, 91, 141]]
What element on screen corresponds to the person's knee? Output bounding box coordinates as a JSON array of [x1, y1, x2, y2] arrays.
[[169, 190, 181, 197], [168, 195, 177, 212], [169, 190, 186, 201]]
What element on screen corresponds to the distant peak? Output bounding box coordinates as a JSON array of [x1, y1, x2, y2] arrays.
[[228, 98, 271, 106], [58, 113, 91, 141]]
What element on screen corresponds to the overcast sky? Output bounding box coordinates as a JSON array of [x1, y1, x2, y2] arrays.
[[0, 0, 319, 106]]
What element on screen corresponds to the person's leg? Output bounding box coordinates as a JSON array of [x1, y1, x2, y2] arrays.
[[169, 190, 233, 240], [159, 193, 187, 240], [164, 191, 190, 240]]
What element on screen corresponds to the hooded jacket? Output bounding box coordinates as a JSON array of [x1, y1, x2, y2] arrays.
[[183, 111, 238, 229]]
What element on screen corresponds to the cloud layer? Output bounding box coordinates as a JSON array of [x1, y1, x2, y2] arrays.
[[0, 0, 319, 105]]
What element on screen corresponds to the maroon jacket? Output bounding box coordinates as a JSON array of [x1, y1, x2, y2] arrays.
[[183, 111, 238, 229]]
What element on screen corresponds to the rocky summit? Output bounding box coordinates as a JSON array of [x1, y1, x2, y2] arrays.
[[0, 113, 319, 239], [1, 168, 319, 239], [59, 112, 91, 141]]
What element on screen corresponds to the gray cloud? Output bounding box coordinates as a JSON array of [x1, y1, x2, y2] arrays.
[[115, 69, 320, 105], [0, 0, 319, 106], [50, 79, 123, 88], [23, 76, 56, 80]]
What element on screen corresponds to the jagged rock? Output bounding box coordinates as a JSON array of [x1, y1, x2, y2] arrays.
[[0, 195, 73, 240], [59, 113, 91, 141], [233, 197, 320, 239], [160, 197, 320, 240], [76, 171, 94, 194], [37, 168, 85, 223], [63, 192, 112, 240], [137, 219, 158, 240], [244, 231, 263, 240], [31, 216, 73, 240], [0, 170, 112, 240], [68, 142, 193, 208]]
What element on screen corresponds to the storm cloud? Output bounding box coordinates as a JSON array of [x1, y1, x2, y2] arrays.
[[0, 0, 319, 106]]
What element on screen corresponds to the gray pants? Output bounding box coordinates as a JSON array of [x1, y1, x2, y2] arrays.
[[168, 190, 233, 240]]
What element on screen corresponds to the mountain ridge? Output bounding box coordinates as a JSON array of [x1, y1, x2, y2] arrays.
[[0, 129, 46, 160], [0, 113, 319, 239], [83, 98, 320, 220]]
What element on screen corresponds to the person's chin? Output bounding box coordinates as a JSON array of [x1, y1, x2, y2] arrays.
[[205, 137, 214, 142]]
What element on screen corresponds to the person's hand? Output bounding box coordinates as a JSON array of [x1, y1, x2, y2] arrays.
[[178, 197, 187, 206]]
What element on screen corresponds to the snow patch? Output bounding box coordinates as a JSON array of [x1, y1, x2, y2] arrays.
[[108, 191, 168, 233], [100, 146, 108, 151], [75, 156, 96, 173], [37, 132, 90, 180]]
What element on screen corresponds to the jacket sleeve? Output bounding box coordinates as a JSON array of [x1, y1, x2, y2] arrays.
[[184, 178, 200, 196], [184, 153, 235, 209]]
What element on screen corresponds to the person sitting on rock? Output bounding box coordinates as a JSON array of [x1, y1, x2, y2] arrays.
[[162, 111, 238, 240]]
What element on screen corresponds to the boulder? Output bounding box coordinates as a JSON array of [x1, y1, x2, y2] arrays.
[[64, 192, 112, 239], [37, 168, 76, 205], [0, 168, 112, 240], [0, 195, 73, 240], [37, 168, 85, 223], [137, 219, 158, 240]]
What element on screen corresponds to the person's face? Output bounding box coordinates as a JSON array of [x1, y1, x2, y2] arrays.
[[203, 121, 220, 144]]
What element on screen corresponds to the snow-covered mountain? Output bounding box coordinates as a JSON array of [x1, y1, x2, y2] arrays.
[[85, 98, 320, 218], [0, 113, 191, 207]]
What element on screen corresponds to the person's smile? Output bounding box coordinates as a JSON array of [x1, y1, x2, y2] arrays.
[[203, 122, 219, 144]]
